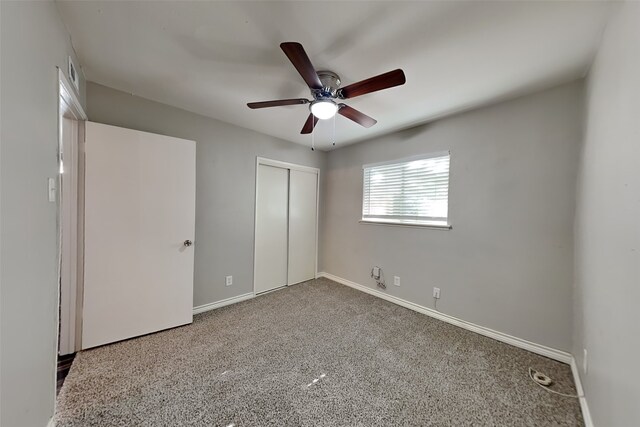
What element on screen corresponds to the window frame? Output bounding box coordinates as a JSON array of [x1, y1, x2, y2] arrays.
[[360, 151, 452, 230]]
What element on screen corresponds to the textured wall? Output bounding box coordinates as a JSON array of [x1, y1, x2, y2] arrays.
[[320, 82, 584, 351], [573, 3, 640, 425]]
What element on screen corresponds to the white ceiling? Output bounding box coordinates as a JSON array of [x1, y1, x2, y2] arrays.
[[57, 1, 611, 151]]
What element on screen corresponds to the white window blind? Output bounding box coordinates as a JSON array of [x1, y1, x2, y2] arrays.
[[362, 152, 450, 226]]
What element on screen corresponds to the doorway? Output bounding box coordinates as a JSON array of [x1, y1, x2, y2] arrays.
[[56, 68, 87, 392]]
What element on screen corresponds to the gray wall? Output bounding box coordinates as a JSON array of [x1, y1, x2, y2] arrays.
[[86, 82, 326, 308], [573, 3, 640, 425], [0, 1, 86, 426], [320, 82, 583, 351]]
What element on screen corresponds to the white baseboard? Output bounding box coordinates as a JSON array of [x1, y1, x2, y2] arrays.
[[47, 416, 56, 427], [570, 356, 593, 427], [193, 292, 254, 315], [317, 272, 572, 364]]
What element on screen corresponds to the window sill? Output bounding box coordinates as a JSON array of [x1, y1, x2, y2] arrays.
[[359, 220, 452, 230]]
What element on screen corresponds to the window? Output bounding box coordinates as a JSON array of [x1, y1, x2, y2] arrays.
[[362, 152, 450, 227]]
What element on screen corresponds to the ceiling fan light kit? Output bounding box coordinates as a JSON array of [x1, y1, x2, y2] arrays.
[[310, 100, 338, 120], [247, 42, 406, 147]]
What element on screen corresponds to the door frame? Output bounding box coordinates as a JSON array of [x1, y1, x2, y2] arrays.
[[253, 157, 320, 295], [57, 68, 87, 355]]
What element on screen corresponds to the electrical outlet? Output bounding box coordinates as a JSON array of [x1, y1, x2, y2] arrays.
[[433, 287, 441, 299], [225, 275, 233, 286], [583, 349, 588, 375], [393, 276, 400, 286]]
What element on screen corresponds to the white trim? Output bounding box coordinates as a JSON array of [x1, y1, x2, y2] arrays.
[[317, 272, 572, 364], [255, 284, 288, 296], [362, 150, 450, 169], [58, 68, 87, 120], [193, 292, 254, 315], [57, 67, 87, 356], [47, 416, 56, 427], [253, 157, 260, 296], [359, 220, 452, 230], [256, 156, 320, 174], [571, 356, 594, 427]]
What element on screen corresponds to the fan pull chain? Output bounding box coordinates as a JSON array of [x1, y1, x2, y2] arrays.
[[332, 113, 336, 146], [311, 122, 315, 151]]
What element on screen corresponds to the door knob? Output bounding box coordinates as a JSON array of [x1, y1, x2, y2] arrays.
[[184, 240, 193, 247]]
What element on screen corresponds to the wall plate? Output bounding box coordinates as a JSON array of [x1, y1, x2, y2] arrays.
[[68, 56, 79, 91]]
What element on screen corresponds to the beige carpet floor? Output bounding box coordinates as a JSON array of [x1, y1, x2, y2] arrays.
[[56, 278, 583, 426]]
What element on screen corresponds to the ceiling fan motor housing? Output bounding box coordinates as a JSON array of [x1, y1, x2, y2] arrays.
[[313, 70, 341, 99]]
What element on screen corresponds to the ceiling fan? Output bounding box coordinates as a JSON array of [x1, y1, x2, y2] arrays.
[[247, 42, 406, 134]]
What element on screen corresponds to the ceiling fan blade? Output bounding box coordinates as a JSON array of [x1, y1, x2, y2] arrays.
[[301, 113, 319, 134], [280, 42, 323, 90], [338, 104, 377, 128], [338, 69, 406, 99], [247, 98, 309, 109]]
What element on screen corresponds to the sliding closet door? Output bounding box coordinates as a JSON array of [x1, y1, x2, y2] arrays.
[[254, 164, 289, 294], [288, 170, 318, 285], [82, 122, 195, 349]]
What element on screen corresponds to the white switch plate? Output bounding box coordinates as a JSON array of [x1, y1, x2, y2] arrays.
[[433, 287, 441, 299], [225, 276, 233, 286], [393, 276, 400, 286]]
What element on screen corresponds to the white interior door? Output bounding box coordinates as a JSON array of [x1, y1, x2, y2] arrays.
[[288, 169, 318, 285], [82, 122, 195, 349], [254, 164, 289, 294]]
